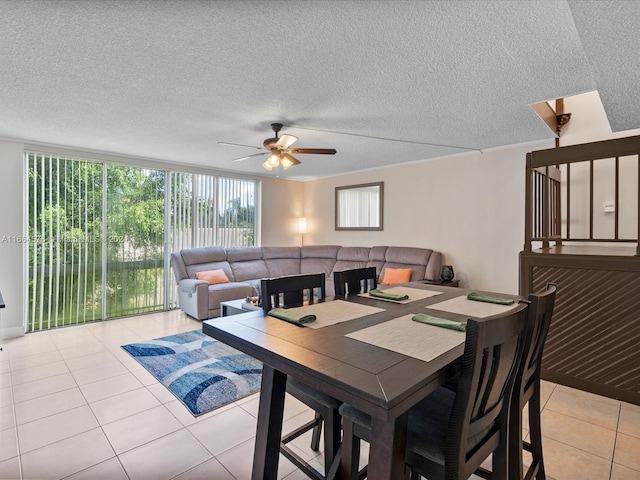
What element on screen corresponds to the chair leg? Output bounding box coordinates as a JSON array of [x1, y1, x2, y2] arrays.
[[323, 407, 342, 477], [508, 399, 525, 480], [527, 388, 546, 480], [311, 411, 322, 451], [340, 418, 360, 480], [492, 431, 509, 480]]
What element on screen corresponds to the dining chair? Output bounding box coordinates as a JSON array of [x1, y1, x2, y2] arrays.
[[333, 266, 377, 297], [337, 300, 531, 480], [508, 283, 556, 480], [260, 273, 341, 479], [454, 284, 557, 480]]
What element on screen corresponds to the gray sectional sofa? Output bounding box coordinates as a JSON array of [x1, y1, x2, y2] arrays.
[[171, 245, 443, 320]]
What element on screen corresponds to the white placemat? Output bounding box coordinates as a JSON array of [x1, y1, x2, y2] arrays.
[[358, 286, 443, 304], [275, 301, 386, 329], [426, 295, 518, 318], [345, 314, 465, 362]]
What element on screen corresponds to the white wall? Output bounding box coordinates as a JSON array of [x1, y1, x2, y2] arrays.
[[303, 144, 545, 294], [0, 139, 27, 339]]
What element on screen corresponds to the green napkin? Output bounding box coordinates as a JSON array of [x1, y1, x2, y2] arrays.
[[467, 292, 515, 305], [412, 313, 466, 332], [268, 307, 316, 325], [368, 289, 409, 301]]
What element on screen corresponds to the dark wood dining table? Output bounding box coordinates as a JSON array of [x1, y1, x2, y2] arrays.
[[202, 283, 512, 480]]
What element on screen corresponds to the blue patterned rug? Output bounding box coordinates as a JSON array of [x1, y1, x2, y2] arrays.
[[122, 330, 262, 416]]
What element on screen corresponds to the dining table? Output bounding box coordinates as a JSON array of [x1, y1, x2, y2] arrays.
[[202, 282, 520, 480]]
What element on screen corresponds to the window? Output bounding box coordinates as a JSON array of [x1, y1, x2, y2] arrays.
[[335, 182, 383, 231], [26, 152, 259, 331]]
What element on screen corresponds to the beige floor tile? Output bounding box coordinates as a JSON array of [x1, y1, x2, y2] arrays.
[[58, 341, 109, 360], [10, 359, 69, 386], [65, 457, 129, 480], [541, 409, 616, 460], [0, 388, 12, 408], [101, 405, 182, 454], [147, 382, 178, 404], [8, 349, 63, 371], [0, 405, 14, 431], [172, 457, 235, 480], [71, 360, 129, 386], [215, 437, 298, 480], [11, 372, 77, 403], [130, 365, 159, 386], [539, 379, 557, 407], [17, 405, 98, 453], [20, 428, 115, 479], [540, 435, 612, 480], [545, 384, 620, 430], [64, 349, 118, 371], [118, 429, 212, 480], [0, 455, 21, 480], [79, 372, 143, 403], [611, 463, 640, 480], [14, 386, 86, 425], [619, 401, 640, 439], [89, 387, 160, 425], [614, 432, 640, 471], [188, 404, 258, 456], [0, 427, 18, 463], [164, 397, 239, 427]]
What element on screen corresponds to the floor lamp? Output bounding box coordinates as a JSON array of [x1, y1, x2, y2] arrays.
[[298, 217, 307, 246]]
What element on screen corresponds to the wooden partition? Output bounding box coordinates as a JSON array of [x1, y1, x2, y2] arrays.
[[520, 135, 640, 405]]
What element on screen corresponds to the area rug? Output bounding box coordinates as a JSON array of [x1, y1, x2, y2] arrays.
[[122, 330, 262, 416]]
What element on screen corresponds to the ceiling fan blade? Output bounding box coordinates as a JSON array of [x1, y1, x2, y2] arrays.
[[218, 141, 264, 150], [287, 148, 336, 155], [282, 153, 301, 166], [276, 134, 298, 149], [232, 152, 268, 162]]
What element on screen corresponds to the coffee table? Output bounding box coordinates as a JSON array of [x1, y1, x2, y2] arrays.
[[220, 298, 262, 317]]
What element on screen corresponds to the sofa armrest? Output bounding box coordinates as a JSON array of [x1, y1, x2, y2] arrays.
[[179, 278, 208, 293]]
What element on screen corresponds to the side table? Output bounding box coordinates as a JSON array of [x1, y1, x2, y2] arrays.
[[424, 279, 460, 287]]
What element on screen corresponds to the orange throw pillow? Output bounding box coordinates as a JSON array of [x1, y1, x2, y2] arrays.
[[380, 267, 412, 285], [195, 269, 230, 285]]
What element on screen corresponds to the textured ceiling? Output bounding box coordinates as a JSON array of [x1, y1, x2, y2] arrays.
[[1, 0, 638, 181]]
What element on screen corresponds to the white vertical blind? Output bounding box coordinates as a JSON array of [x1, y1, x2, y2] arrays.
[[27, 153, 260, 330]]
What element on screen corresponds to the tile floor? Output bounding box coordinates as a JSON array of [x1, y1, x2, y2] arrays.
[[0, 310, 639, 480]]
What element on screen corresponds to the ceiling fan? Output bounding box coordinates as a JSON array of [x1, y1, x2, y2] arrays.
[[218, 123, 337, 171]]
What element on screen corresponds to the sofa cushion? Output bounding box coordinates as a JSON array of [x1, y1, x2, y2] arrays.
[[381, 246, 433, 282], [181, 246, 227, 265], [195, 269, 230, 285], [227, 247, 270, 282], [367, 246, 388, 281], [187, 261, 234, 282], [301, 245, 341, 277], [262, 246, 301, 278]]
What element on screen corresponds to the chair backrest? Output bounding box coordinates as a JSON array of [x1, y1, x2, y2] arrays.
[[333, 267, 377, 296], [519, 283, 557, 403], [446, 301, 530, 478], [260, 273, 326, 313]]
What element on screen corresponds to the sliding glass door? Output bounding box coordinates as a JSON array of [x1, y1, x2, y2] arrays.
[[26, 153, 259, 331]]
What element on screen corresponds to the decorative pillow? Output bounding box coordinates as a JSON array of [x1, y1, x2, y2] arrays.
[[379, 267, 412, 285], [195, 269, 230, 285]]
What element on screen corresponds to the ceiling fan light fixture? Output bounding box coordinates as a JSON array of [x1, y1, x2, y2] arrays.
[[267, 152, 281, 167], [280, 156, 294, 170], [262, 159, 273, 171]]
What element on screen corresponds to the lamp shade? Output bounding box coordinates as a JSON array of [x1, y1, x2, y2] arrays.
[[297, 217, 307, 234]]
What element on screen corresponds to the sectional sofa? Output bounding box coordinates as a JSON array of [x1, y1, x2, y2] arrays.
[[170, 245, 443, 320]]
